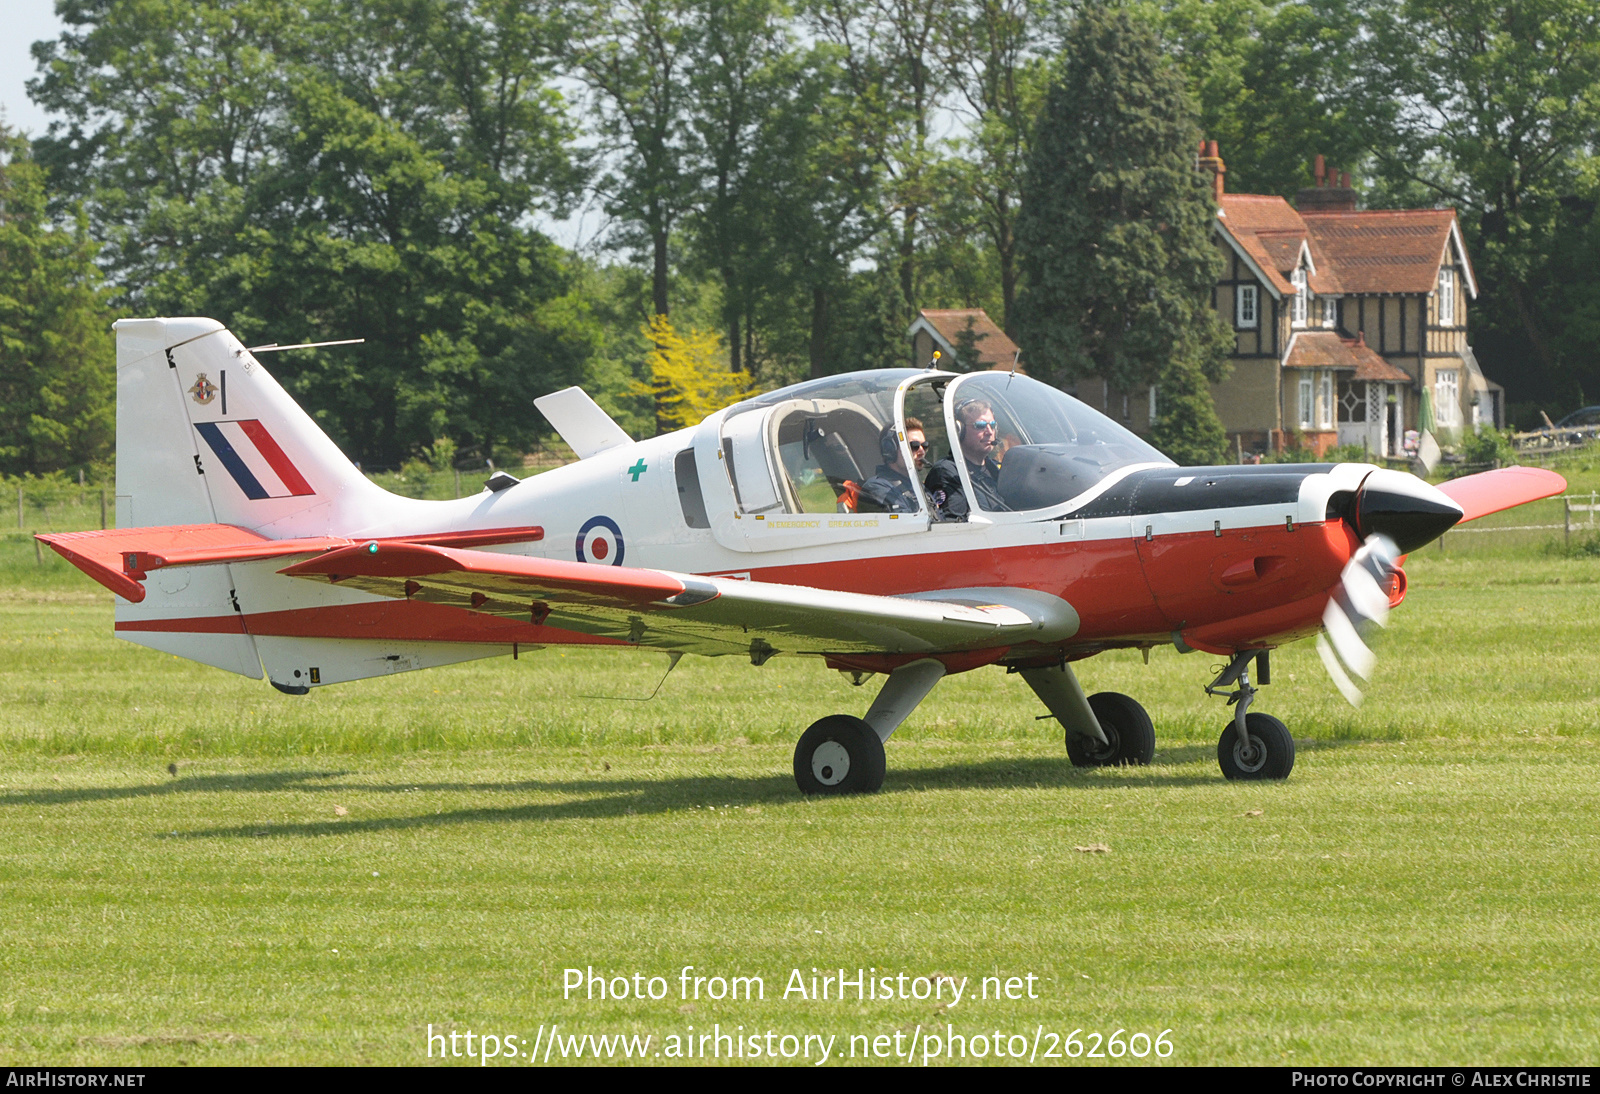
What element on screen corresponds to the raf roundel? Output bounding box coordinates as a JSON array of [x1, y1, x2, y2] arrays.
[[575, 515, 625, 566]]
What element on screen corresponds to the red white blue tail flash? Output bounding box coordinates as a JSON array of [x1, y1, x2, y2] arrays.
[[195, 420, 315, 500]]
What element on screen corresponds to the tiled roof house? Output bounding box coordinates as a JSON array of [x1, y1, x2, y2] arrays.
[[1200, 142, 1496, 457], [908, 309, 1023, 373]]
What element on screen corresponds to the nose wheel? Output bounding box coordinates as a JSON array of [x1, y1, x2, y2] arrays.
[[1218, 712, 1295, 780], [794, 715, 886, 795], [1207, 650, 1294, 780]]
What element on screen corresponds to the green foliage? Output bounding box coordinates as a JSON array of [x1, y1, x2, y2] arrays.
[[0, 128, 115, 477], [1149, 0, 1386, 198], [1013, 5, 1233, 464], [31, 0, 590, 468], [1359, 0, 1600, 411], [1458, 426, 1517, 467], [639, 314, 756, 434], [1151, 360, 1227, 466]]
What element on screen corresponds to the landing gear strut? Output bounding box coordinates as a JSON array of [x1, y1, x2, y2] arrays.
[[1206, 650, 1294, 780]]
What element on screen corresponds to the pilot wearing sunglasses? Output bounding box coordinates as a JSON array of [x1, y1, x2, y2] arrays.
[[924, 398, 1009, 520], [859, 417, 929, 513]]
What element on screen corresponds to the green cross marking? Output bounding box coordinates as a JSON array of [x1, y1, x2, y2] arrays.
[[628, 458, 648, 482]]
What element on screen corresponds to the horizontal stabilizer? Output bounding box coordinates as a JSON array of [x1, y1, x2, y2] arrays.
[[38, 524, 544, 603], [1435, 466, 1566, 523]]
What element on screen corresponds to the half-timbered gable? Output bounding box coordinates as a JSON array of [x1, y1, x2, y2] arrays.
[[1203, 146, 1491, 460]]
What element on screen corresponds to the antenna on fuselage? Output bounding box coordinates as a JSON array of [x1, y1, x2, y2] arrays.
[[242, 339, 366, 354]]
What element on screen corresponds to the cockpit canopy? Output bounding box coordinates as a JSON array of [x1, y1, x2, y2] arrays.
[[715, 369, 1170, 518]]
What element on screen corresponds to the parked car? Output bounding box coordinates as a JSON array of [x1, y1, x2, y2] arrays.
[[1554, 406, 1600, 444]]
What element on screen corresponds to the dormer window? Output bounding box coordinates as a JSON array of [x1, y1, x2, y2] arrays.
[[1291, 268, 1308, 327], [1236, 284, 1259, 329], [1322, 296, 1337, 328], [1438, 267, 1455, 324]]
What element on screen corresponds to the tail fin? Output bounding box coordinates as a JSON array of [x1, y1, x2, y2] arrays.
[[115, 317, 385, 537], [111, 317, 388, 679], [61, 318, 508, 688]]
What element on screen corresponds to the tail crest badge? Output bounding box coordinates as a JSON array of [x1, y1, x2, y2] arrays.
[[188, 374, 218, 405]]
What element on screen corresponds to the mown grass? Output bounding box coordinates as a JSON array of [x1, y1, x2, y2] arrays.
[[2, 472, 1598, 1065]]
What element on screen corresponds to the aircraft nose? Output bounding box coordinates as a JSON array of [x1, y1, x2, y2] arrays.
[[1353, 468, 1464, 553]]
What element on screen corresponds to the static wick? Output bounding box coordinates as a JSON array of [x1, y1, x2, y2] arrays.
[[581, 651, 683, 702]]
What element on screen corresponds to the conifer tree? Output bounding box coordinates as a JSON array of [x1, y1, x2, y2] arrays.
[[1012, 5, 1232, 465], [0, 127, 114, 476]]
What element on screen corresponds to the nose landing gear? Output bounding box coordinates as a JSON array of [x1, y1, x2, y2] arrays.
[[1206, 650, 1294, 780]]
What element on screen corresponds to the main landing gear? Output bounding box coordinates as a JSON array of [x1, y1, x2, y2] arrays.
[[793, 659, 946, 795], [1065, 692, 1156, 768], [790, 650, 1295, 793], [1206, 650, 1294, 780]]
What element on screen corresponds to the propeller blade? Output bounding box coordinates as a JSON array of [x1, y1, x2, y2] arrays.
[[1318, 534, 1400, 706]]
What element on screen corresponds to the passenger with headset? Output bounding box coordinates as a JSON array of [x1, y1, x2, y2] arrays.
[[857, 417, 929, 513], [924, 398, 1009, 520]]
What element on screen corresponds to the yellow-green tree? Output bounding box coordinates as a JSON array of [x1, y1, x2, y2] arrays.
[[641, 314, 756, 434]]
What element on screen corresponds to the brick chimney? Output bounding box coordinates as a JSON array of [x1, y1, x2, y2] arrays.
[[1296, 156, 1358, 212], [1197, 139, 1225, 202]]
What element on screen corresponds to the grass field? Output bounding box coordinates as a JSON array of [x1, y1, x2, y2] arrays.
[[2, 465, 1598, 1066]]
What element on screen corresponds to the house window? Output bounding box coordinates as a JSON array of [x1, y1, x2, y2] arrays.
[[1435, 368, 1460, 427], [1438, 267, 1455, 325], [1298, 377, 1314, 430], [1236, 284, 1258, 329], [1322, 295, 1337, 328], [1319, 371, 1334, 429], [1291, 269, 1308, 327]]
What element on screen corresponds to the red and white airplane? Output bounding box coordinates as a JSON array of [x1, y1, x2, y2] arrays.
[[42, 318, 1564, 793]]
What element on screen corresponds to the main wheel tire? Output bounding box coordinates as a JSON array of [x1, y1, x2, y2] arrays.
[[1065, 692, 1156, 767], [793, 715, 886, 795], [1218, 712, 1295, 780]]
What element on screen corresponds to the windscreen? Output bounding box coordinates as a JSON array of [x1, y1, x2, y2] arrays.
[[946, 372, 1171, 513]]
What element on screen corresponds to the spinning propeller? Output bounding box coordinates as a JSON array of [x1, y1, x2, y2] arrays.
[[1315, 533, 1400, 705], [1315, 468, 1468, 705]]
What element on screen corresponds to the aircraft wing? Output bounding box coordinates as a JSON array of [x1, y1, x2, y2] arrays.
[[1434, 466, 1566, 523], [280, 542, 1063, 658]]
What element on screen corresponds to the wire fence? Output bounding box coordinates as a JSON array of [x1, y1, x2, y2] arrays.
[[1422, 492, 1599, 557], [9, 483, 111, 535]]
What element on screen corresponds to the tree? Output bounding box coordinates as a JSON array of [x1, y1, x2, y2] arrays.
[[807, 0, 951, 316], [1149, 0, 1387, 198], [0, 127, 114, 476], [683, 0, 797, 372], [639, 314, 755, 432], [935, 0, 1050, 332], [29, 0, 589, 467], [1360, 0, 1600, 411], [1012, 4, 1233, 464], [572, 0, 702, 319]]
